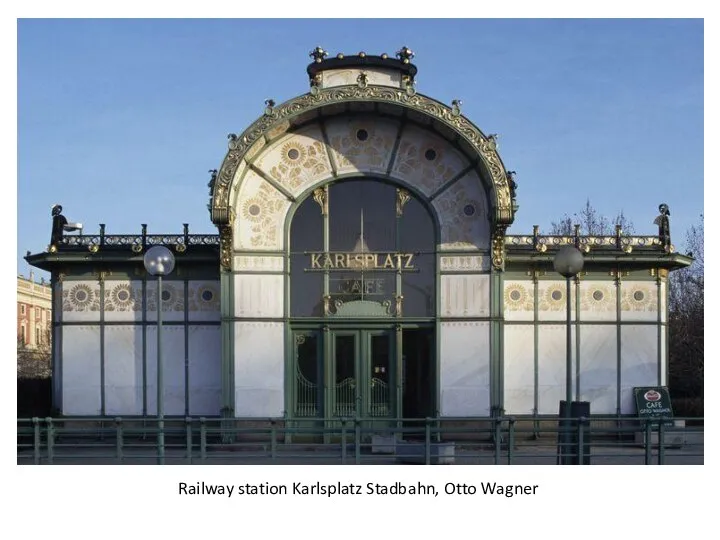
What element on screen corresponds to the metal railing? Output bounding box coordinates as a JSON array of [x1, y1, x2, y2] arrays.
[[16, 416, 703, 465]]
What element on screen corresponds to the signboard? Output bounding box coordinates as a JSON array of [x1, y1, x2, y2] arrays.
[[306, 252, 417, 271], [634, 387, 674, 422]]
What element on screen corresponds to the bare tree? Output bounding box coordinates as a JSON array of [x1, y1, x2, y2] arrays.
[[549, 199, 635, 236], [668, 215, 703, 415], [17, 330, 51, 380]]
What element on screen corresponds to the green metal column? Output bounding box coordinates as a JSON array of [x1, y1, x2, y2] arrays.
[[220, 269, 234, 418], [575, 276, 581, 401], [157, 274, 165, 464], [490, 269, 504, 415], [615, 271, 622, 416], [99, 274, 106, 416], [395, 324, 403, 427]]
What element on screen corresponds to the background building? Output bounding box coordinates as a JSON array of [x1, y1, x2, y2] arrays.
[[17, 271, 52, 350]]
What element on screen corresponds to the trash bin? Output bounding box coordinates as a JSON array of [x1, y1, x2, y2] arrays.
[[557, 401, 591, 465]]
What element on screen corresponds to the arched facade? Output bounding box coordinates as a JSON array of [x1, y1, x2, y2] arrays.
[[210, 55, 514, 419]]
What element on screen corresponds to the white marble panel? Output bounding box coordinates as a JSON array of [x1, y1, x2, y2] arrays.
[[234, 322, 284, 417], [537, 325, 576, 414], [325, 116, 400, 176], [620, 325, 658, 413], [620, 281, 658, 322], [440, 274, 489, 317], [188, 325, 222, 416], [322, 68, 403, 89], [660, 326, 667, 386], [145, 325, 186, 416], [503, 325, 535, 415], [62, 281, 101, 322], [234, 255, 284, 273], [504, 280, 534, 322], [440, 255, 490, 272], [578, 325, 617, 414], [579, 281, 616, 322], [146, 281, 185, 322], [659, 281, 667, 323], [104, 280, 144, 322], [433, 171, 490, 251], [254, 125, 333, 198], [233, 274, 284, 318], [53, 329, 62, 408], [537, 280, 577, 322], [439, 321, 490, 416], [62, 325, 101, 415], [234, 170, 292, 251], [188, 280, 221, 322], [391, 124, 470, 198], [104, 325, 144, 415]]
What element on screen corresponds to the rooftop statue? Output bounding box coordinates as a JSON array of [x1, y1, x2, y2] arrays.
[[50, 204, 82, 250], [653, 203, 671, 250]]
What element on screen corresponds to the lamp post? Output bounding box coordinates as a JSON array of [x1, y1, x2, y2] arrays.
[[553, 245, 584, 463], [143, 245, 176, 464]]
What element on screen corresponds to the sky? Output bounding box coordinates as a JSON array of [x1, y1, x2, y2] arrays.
[[17, 18, 704, 277]]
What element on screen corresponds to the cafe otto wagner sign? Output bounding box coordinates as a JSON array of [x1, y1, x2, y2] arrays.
[[634, 387, 674, 419]]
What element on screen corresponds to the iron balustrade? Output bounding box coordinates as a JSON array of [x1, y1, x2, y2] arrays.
[[17, 415, 702, 465]]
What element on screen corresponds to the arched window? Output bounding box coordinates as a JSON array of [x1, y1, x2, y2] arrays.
[[289, 179, 436, 318]]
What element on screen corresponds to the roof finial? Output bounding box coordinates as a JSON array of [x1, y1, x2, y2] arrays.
[[396, 46, 415, 63], [310, 46, 328, 63]]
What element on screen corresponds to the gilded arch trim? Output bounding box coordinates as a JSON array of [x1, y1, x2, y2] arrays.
[[211, 85, 514, 228]]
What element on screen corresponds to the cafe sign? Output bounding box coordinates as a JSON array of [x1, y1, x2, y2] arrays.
[[633, 386, 674, 419], [306, 252, 417, 271]]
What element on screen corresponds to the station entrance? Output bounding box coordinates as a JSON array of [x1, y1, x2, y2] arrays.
[[288, 179, 436, 433]]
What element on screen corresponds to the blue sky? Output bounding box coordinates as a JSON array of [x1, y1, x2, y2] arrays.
[[17, 19, 704, 277]]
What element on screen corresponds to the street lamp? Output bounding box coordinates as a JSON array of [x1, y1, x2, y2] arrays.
[[553, 244, 584, 464], [143, 245, 176, 464]]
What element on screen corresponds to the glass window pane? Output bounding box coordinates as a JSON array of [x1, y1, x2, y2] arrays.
[[334, 335, 356, 417], [294, 333, 319, 417], [369, 334, 391, 417], [290, 192, 324, 316]]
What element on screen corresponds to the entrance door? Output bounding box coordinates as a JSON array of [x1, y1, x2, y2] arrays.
[[330, 330, 394, 421]]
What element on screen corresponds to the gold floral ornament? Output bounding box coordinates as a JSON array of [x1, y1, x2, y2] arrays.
[[622, 286, 655, 311], [268, 139, 328, 191], [539, 284, 566, 311], [504, 284, 530, 311], [242, 198, 266, 223], [280, 141, 308, 166], [108, 284, 137, 311], [70, 284, 94, 309]]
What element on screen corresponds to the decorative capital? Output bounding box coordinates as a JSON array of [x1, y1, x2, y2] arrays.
[[219, 224, 233, 272], [396, 188, 411, 217], [492, 227, 507, 270], [313, 186, 328, 215]]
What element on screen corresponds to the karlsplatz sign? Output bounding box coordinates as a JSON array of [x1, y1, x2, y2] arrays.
[[306, 252, 417, 271]]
